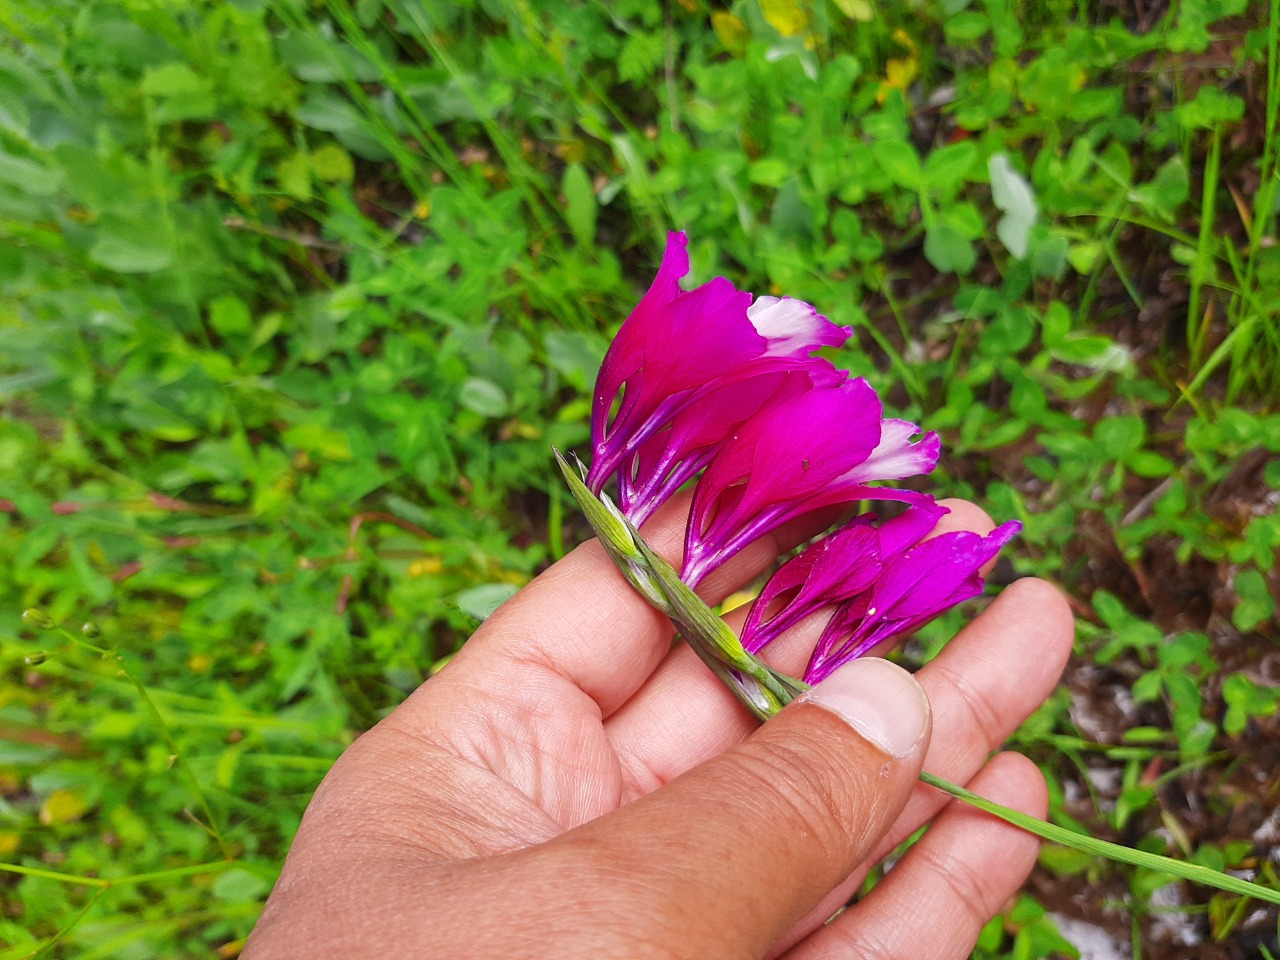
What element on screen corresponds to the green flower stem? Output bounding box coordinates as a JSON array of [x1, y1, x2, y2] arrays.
[[918, 770, 1280, 906], [628, 530, 808, 716]]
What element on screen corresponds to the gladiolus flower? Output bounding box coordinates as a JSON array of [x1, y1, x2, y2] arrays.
[[740, 503, 1019, 682], [569, 230, 1025, 721], [740, 501, 949, 653], [803, 514, 1021, 684], [588, 231, 850, 520], [681, 379, 940, 585]]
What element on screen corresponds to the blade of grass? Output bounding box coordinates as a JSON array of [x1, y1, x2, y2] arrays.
[[1186, 126, 1221, 372]]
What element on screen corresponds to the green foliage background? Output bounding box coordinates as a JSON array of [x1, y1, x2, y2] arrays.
[[1, 0, 1277, 955]]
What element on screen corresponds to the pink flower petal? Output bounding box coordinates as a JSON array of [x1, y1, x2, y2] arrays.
[[841, 419, 942, 484], [747, 296, 851, 358], [741, 516, 882, 653], [620, 358, 839, 523]]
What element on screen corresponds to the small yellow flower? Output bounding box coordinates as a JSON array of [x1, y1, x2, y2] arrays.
[[409, 557, 445, 578]]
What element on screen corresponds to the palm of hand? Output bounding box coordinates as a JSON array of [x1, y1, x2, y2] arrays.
[[248, 499, 1072, 959]]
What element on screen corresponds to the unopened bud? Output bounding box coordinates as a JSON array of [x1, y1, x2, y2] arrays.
[[25, 651, 50, 665], [81, 622, 101, 638], [22, 609, 55, 630]]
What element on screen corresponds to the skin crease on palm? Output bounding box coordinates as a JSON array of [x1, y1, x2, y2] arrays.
[[243, 496, 1074, 960]]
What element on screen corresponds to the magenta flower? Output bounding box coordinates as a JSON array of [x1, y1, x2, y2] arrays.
[[617, 358, 844, 525], [739, 503, 1019, 682], [588, 231, 850, 518], [567, 230, 1025, 719], [739, 501, 949, 653], [681, 379, 940, 585], [801, 515, 1021, 684]]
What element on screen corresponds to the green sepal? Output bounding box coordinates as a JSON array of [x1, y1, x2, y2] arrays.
[[554, 449, 670, 613]]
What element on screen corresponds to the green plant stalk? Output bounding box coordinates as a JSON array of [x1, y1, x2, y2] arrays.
[[52, 626, 234, 862], [0, 860, 238, 960], [26, 887, 107, 960], [562, 467, 1280, 906], [918, 771, 1280, 906]]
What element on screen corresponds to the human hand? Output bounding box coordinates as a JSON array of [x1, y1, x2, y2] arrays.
[[244, 497, 1073, 959]]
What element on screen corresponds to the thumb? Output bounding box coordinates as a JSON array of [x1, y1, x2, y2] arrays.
[[559, 657, 931, 957]]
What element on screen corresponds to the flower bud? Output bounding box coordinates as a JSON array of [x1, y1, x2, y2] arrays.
[[81, 622, 101, 638], [22, 609, 55, 630], [25, 651, 50, 665]]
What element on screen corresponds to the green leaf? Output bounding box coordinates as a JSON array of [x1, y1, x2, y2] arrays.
[[711, 11, 750, 53], [89, 217, 175, 274], [276, 31, 380, 84], [1040, 301, 1072, 346], [458, 378, 510, 418], [1176, 86, 1245, 130], [277, 150, 312, 200], [1127, 450, 1174, 478], [1068, 240, 1104, 274], [944, 10, 989, 42], [923, 140, 978, 192], [212, 868, 271, 902], [0, 150, 64, 195], [209, 296, 253, 337], [771, 180, 815, 242], [1133, 670, 1163, 703], [282, 422, 353, 461], [39, 789, 92, 825], [924, 222, 976, 274], [1092, 590, 1131, 629], [1039, 844, 1093, 876], [761, 0, 810, 36], [1233, 569, 1276, 631], [870, 139, 923, 190], [944, 201, 985, 238], [455, 582, 519, 621], [617, 30, 664, 84], [142, 63, 216, 123], [1223, 674, 1279, 735], [545, 331, 605, 391], [831, 0, 874, 21], [1131, 156, 1190, 221], [310, 143, 355, 183], [1051, 335, 1132, 372], [748, 157, 791, 187], [978, 305, 1036, 356], [1093, 415, 1145, 459]]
